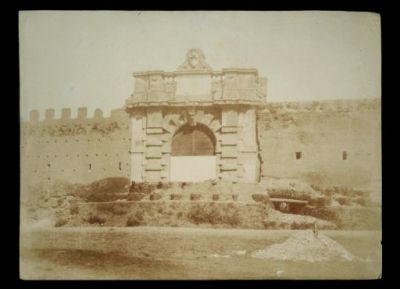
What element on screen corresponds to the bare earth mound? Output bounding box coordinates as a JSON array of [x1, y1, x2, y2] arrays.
[[251, 230, 356, 262]]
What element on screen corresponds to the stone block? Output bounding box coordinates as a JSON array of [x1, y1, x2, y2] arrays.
[[29, 110, 39, 124], [145, 159, 162, 171], [222, 110, 238, 126], [78, 107, 87, 119], [209, 119, 221, 132], [145, 136, 163, 146], [145, 153, 162, 159], [219, 163, 238, 171], [146, 128, 164, 135], [94, 109, 103, 119], [219, 133, 238, 145], [147, 109, 163, 128], [221, 145, 239, 158], [144, 170, 162, 182], [221, 126, 238, 133], [145, 146, 163, 157]]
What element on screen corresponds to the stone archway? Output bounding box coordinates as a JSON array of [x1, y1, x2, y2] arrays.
[[170, 122, 217, 182], [171, 123, 216, 156]]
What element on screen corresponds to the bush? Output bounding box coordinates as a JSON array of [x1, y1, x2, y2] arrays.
[[302, 206, 338, 221], [310, 184, 321, 192], [126, 211, 144, 227], [263, 221, 276, 229], [129, 182, 158, 194], [279, 222, 290, 229], [69, 202, 79, 215], [309, 196, 327, 207], [112, 204, 129, 215], [55, 217, 68, 227], [351, 190, 365, 198], [126, 216, 141, 226], [57, 198, 64, 206], [170, 194, 183, 200], [86, 214, 106, 225], [78, 177, 130, 201], [252, 193, 270, 204], [267, 189, 309, 201], [150, 193, 162, 201], [190, 193, 202, 201], [96, 203, 114, 213], [353, 197, 367, 206], [335, 196, 352, 206], [212, 194, 219, 201], [325, 186, 363, 198]]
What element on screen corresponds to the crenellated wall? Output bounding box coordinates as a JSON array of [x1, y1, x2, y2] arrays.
[[20, 107, 131, 188], [20, 98, 381, 191]]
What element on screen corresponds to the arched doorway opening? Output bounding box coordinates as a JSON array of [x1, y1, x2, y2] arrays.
[[171, 123, 216, 156], [170, 123, 217, 182]]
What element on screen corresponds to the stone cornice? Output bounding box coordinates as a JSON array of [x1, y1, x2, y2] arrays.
[[133, 68, 259, 77], [125, 99, 267, 110]]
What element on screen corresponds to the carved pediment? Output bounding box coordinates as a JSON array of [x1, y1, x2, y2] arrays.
[[177, 48, 212, 71]]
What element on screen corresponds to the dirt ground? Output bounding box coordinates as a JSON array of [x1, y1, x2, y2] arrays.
[[20, 227, 381, 280]]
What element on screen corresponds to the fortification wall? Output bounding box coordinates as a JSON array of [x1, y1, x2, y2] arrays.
[[20, 107, 131, 188], [257, 98, 381, 189], [20, 98, 381, 191]]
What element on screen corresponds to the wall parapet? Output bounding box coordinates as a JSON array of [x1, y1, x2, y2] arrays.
[[24, 107, 128, 125], [258, 98, 380, 115], [22, 107, 130, 138]]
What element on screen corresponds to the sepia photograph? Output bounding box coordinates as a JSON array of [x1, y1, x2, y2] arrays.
[[19, 10, 381, 280]]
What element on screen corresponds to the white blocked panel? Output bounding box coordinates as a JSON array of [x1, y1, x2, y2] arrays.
[[170, 156, 217, 182]]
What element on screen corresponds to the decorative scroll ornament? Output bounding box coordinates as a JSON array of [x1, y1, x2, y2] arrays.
[[180, 109, 197, 126], [177, 48, 212, 71]]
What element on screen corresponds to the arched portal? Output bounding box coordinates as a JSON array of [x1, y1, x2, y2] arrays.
[[171, 123, 216, 156], [170, 123, 217, 182]]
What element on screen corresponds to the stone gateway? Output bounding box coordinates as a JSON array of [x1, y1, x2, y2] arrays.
[[125, 49, 267, 183]]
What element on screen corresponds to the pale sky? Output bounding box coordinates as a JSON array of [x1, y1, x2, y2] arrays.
[[19, 11, 381, 120]]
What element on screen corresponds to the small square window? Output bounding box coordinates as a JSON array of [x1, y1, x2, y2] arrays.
[[342, 151, 347, 160], [295, 152, 302, 160]]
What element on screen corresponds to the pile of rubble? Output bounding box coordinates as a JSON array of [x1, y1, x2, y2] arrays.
[[251, 230, 356, 262]]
